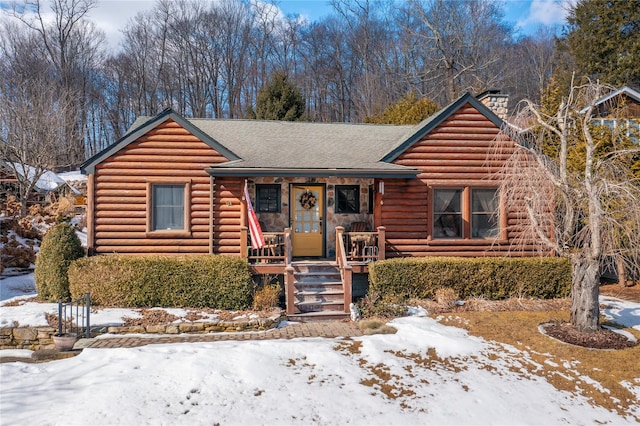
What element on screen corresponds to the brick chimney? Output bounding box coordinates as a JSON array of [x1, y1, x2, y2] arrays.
[[477, 89, 509, 121]]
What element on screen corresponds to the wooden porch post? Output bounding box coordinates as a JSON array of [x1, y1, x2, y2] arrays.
[[285, 265, 296, 314], [343, 265, 352, 313], [86, 173, 95, 255], [240, 226, 248, 259], [374, 179, 383, 229], [209, 176, 215, 254], [240, 180, 247, 257], [284, 227, 295, 314], [377, 226, 386, 260], [336, 226, 353, 313], [284, 227, 292, 265]]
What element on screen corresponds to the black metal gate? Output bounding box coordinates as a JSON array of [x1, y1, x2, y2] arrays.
[[58, 293, 91, 338]]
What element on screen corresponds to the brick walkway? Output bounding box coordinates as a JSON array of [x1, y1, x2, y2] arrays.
[[88, 321, 363, 349]]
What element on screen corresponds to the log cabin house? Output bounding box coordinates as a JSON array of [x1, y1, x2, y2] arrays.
[[580, 86, 640, 140], [0, 162, 82, 214], [80, 93, 548, 319]]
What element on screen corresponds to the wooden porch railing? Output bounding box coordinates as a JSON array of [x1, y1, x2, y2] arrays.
[[335, 226, 353, 314], [343, 226, 386, 262], [284, 229, 295, 315], [241, 227, 292, 265]]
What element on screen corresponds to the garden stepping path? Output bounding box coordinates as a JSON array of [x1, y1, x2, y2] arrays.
[[86, 321, 363, 349]]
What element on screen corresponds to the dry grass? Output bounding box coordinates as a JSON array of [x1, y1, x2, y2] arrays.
[[123, 309, 179, 326], [436, 310, 640, 420], [409, 295, 572, 315], [434, 287, 458, 310], [357, 319, 398, 335], [600, 283, 640, 302], [253, 284, 281, 311], [1, 296, 39, 307], [403, 288, 640, 418]]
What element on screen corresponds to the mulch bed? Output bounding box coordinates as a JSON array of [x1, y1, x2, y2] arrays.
[[541, 320, 638, 350]]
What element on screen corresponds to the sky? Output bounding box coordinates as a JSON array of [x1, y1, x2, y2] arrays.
[[83, 0, 571, 52]]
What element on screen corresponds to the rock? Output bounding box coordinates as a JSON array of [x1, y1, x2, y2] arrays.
[[145, 325, 167, 334], [178, 323, 205, 333], [13, 327, 38, 341], [165, 325, 180, 334]]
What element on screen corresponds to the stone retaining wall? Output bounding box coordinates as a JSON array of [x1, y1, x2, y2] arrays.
[[0, 313, 284, 351], [0, 326, 58, 350]]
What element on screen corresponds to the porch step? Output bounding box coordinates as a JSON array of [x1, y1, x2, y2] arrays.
[[290, 261, 347, 315], [294, 281, 343, 291], [295, 300, 345, 312], [295, 289, 344, 303], [286, 311, 351, 322]]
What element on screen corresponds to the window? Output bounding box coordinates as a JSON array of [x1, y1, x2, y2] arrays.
[[152, 184, 185, 231], [368, 184, 374, 214], [432, 187, 500, 239], [593, 118, 639, 142], [628, 119, 639, 143], [471, 188, 499, 238], [336, 185, 359, 213], [256, 184, 280, 213], [146, 180, 191, 235], [433, 188, 462, 238]]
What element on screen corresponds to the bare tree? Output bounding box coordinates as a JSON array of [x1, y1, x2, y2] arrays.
[[499, 80, 640, 333], [6, 0, 104, 168], [0, 64, 76, 215], [503, 26, 557, 108], [331, 0, 398, 119], [401, 0, 512, 104]]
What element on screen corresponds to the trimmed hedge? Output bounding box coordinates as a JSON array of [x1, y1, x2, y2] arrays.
[[368, 257, 571, 300], [68, 255, 253, 309], [34, 223, 84, 302]]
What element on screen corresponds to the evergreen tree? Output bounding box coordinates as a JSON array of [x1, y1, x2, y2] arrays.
[[566, 0, 640, 86], [365, 92, 439, 125], [255, 72, 305, 121]]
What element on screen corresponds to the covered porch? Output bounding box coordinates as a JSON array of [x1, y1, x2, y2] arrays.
[[240, 225, 386, 317]]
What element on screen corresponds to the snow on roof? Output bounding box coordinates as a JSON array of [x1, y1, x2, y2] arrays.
[[57, 170, 87, 183], [579, 86, 640, 114], [5, 163, 81, 195]]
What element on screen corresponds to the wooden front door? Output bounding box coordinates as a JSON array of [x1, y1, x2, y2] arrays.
[[291, 185, 324, 257]]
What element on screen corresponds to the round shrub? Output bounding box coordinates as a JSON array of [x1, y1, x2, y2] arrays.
[[35, 223, 84, 302]]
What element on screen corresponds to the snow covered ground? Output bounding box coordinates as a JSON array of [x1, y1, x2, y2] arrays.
[[1, 274, 639, 425], [2, 316, 638, 425]]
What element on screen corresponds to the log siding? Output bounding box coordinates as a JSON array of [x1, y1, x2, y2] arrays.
[[89, 119, 228, 255], [384, 103, 546, 257], [84, 98, 549, 261], [211, 177, 243, 255]]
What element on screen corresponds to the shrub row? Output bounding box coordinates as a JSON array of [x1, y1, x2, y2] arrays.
[[368, 257, 572, 301], [68, 255, 253, 309]]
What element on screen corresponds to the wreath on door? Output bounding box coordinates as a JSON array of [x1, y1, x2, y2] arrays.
[[299, 190, 317, 210]]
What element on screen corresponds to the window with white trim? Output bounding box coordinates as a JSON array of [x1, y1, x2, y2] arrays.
[[151, 184, 185, 231]]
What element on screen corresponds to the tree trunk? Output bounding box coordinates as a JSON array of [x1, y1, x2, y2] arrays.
[[617, 257, 628, 287], [570, 255, 600, 333]]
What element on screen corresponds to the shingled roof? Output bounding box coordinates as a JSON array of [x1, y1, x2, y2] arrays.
[[193, 119, 417, 177], [81, 92, 505, 178]]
